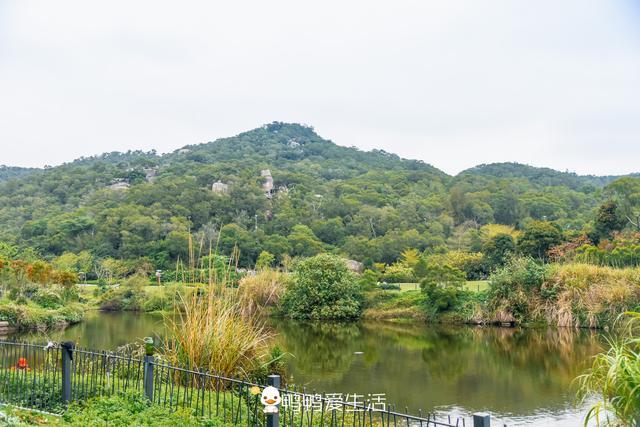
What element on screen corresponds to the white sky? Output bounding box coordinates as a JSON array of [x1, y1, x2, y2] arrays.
[[1, 0, 639, 175]]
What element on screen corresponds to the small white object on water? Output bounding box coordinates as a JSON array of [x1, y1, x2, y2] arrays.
[[354, 351, 364, 355]]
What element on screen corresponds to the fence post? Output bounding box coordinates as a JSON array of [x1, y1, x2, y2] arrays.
[[267, 374, 281, 427], [61, 341, 74, 404], [143, 337, 155, 402], [473, 412, 491, 427]]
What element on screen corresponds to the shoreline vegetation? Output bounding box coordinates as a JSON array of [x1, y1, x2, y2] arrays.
[[1, 251, 639, 332], [1, 242, 640, 425]]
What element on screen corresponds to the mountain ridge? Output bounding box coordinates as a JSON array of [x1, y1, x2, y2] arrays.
[[3, 123, 637, 183]]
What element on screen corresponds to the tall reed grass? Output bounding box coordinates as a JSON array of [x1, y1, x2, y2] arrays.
[[544, 264, 640, 328], [488, 260, 640, 328], [238, 269, 288, 317], [577, 312, 640, 426], [161, 234, 272, 379]]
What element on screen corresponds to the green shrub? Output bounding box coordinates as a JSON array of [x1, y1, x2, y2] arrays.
[[8, 283, 38, 302], [93, 278, 109, 297], [98, 274, 147, 311], [62, 392, 231, 426], [420, 264, 467, 318], [379, 283, 401, 290], [281, 253, 363, 319], [426, 251, 487, 280], [32, 287, 63, 308], [486, 257, 548, 323], [358, 269, 379, 290], [382, 263, 415, 283], [489, 257, 547, 297], [420, 264, 466, 320], [142, 292, 169, 312]]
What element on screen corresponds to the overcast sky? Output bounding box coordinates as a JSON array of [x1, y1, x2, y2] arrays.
[[1, 1, 639, 175]]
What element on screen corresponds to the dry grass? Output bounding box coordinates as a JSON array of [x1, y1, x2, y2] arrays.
[[543, 264, 640, 328], [163, 285, 272, 378], [238, 269, 289, 316]]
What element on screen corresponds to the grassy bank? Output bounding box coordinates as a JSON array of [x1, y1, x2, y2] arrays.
[[485, 261, 640, 328], [363, 262, 640, 328], [72, 259, 640, 330], [0, 301, 84, 331], [363, 290, 427, 321]]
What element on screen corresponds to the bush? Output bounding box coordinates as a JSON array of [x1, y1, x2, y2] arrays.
[[487, 259, 640, 327], [420, 264, 467, 317], [98, 274, 147, 311], [142, 292, 170, 312], [426, 251, 486, 280], [381, 263, 415, 283], [358, 269, 379, 290], [281, 254, 363, 319], [255, 250, 275, 270], [32, 287, 63, 308], [486, 257, 548, 323], [0, 302, 84, 331]]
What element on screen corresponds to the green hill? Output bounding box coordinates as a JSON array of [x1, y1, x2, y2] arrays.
[[0, 122, 637, 268]]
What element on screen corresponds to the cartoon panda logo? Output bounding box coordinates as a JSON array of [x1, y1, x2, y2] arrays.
[[261, 386, 281, 414]]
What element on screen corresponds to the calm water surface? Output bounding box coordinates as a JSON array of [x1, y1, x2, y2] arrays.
[[13, 311, 603, 426]]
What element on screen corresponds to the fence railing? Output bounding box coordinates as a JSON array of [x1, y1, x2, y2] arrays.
[[0, 340, 494, 427]]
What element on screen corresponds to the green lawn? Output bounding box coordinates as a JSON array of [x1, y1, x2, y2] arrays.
[[396, 282, 420, 291], [463, 280, 489, 292], [392, 280, 489, 293]]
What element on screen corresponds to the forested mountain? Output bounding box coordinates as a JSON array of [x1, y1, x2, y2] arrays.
[[461, 163, 632, 191], [0, 166, 36, 182], [0, 122, 637, 268]]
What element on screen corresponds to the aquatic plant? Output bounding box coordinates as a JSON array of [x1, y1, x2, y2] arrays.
[[162, 244, 272, 379], [577, 311, 640, 426]]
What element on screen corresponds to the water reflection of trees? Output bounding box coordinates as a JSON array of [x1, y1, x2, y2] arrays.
[[274, 319, 605, 415], [20, 311, 167, 350], [273, 320, 362, 383]]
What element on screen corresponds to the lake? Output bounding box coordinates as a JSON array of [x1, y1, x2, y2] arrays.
[[11, 311, 603, 426]]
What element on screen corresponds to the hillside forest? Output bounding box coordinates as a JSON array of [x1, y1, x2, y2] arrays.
[[1, 122, 640, 282]]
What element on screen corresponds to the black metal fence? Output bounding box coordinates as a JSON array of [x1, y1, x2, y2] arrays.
[[0, 340, 493, 427]]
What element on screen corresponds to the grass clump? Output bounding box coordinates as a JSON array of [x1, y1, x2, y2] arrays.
[[238, 269, 288, 316], [577, 311, 640, 426], [162, 242, 277, 380], [163, 285, 272, 379], [98, 274, 148, 311]]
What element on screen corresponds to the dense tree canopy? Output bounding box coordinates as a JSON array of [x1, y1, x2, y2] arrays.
[[1, 122, 639, 271]]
